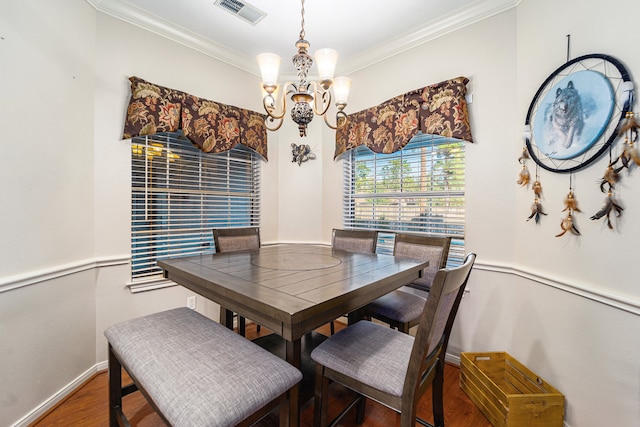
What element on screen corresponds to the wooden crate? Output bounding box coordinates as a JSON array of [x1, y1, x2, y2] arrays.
[[460, 352, 564, 427]]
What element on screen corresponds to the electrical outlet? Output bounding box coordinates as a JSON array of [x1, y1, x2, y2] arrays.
[[187, 296, 196, 310]]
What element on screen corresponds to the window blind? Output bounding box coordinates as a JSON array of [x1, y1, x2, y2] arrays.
[[131, 132, 260, 282], [343, 134, 465, 265]]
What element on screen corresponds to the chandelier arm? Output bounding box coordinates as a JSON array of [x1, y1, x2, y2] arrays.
[[323, 110, 348, 130], [265, 115, 284, 132], [310, 81, 332, 116], [262, 82, 294, 121], [263, 97, 286, 120]]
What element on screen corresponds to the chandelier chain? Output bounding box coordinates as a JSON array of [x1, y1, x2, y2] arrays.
[[299, 0, 305, 40]]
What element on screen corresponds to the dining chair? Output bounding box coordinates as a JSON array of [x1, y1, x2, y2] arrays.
[[311, 253, 476, 427], [331, 228, 379, 254], [330, 228, 379, 334], [364, 234, 452, 333], [212, 227, 261, 336], [213, 226, 261, 254]]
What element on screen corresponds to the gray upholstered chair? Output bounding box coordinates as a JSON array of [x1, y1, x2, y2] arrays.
[[330, 228, 379, 334], [311, 253, 476, 427], [213, 227, 261, 336], [331, 228, 378, 254], [213, 226, 261, 254], [364, 234, 452, 333]]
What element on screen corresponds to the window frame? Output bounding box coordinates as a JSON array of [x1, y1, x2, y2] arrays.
[[342, 133, 465, 265], [129, 132, 261, 292]]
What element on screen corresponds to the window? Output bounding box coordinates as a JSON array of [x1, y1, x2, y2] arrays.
[[343, 134, 465, 265], [130, 132, 260, 288]]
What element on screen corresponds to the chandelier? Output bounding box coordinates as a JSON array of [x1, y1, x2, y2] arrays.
[[256, 0, 351, 137]]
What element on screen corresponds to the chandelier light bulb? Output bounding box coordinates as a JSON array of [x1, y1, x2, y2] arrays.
[[314, 48, 338, 84], [257, 53, 281, 88], [332, 76, 352, 105]]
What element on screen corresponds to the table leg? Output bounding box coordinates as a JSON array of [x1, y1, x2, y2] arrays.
[[285, 339, 302, 427], [347, 307, 366, 325], [219, 307, 234, 330]]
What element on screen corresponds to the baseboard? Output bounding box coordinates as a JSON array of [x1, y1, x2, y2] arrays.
[[445, 352, 461, 366], [10, 363, 105, 427]]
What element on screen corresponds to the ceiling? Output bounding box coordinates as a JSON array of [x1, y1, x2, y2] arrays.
[[89, 0, 518, 78]]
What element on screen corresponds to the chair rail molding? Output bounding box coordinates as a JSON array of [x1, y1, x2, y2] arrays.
[[474, 259, 640, 316], [0, 255, 130, 294]]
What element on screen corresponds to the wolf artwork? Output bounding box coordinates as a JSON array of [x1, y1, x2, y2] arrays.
[[533, 70, 614, 161], [545, 81, 585, 149]]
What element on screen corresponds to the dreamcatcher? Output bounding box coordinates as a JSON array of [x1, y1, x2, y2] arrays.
[[519, 38, 636, 235]]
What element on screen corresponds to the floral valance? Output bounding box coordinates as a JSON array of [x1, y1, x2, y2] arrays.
[[122, 76, 268, 160], [335, 76, 473, 158]]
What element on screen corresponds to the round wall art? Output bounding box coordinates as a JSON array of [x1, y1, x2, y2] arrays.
[[525, 54, 633, 173]]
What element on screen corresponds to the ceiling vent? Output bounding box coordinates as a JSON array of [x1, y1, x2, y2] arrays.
[[214, 0, 266, 26]]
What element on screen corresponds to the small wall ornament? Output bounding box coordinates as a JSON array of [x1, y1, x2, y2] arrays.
[[291, 143, 316, 166], [519, 43, 636, 235]]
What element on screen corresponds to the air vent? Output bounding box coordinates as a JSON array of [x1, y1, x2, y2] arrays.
[[214, 0, 266, 26]]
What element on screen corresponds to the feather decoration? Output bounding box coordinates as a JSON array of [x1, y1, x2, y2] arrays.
[[517, 165, 530, 187], [590, 191, 624, 229], [599, 164, 622, 193], [562, 190, 581, 212], [518, 147, 530, 164], [532, 180, 543, 198], [618, 112, 640, 167], [628, 145, 640, 166], [527, 198, 547, 223], [556, 213, 580, 237], [618, 111, 639, 139], [620, 137, 640, 168]]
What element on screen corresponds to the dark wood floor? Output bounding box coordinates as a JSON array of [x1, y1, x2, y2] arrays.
[[32, 322, 491, 427]]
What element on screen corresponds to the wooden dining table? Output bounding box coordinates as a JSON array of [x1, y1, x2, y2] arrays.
[[158, 244, 428, 426]]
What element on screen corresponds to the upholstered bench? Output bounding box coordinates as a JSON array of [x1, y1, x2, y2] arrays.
[[104, 307, 302, 427]]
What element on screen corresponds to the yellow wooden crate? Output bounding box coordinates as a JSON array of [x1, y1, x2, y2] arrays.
[[460, 352, 564, 427]]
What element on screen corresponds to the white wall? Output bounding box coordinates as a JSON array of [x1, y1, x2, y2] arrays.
[[0, 1, 96, 277], [2, 0, 639, 426], [0, 1, 97, 425]]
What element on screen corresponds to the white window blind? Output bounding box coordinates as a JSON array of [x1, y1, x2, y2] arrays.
[[343, 134, 465, 265], [131, 132, 260, 283]]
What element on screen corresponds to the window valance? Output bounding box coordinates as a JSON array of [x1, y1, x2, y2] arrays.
[[334, 76, 473, 158], [122, 76, 269, 160]]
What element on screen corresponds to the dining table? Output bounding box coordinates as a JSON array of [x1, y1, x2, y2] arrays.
[[158, 244, 428, 426]]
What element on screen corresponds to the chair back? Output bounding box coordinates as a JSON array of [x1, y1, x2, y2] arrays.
[[393, 233, 451, 292], [331, 229, 378, 254], [213, 227, 260, 253], [402, 253, 476, 408]]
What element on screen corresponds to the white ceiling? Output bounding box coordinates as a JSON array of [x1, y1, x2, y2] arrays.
[[88, 0, 518, 77]]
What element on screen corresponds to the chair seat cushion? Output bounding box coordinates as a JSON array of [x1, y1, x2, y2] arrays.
[[104, 307, 302, 427], [310, 320, 414, 397], [367, 290, 427, 323]]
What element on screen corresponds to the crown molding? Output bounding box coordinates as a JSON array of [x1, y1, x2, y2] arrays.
[[340, 0, 521, 74], [85, 0, 257, 73], [87, 0, 520, 77]]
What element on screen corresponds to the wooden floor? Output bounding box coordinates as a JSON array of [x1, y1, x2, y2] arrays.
[[32, 322, 491, 427]]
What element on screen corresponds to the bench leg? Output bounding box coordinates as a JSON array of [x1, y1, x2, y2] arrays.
[[279, 394, 289, 427], [108, 344, 131, 427]]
